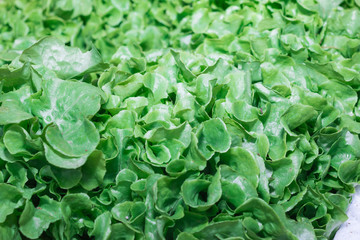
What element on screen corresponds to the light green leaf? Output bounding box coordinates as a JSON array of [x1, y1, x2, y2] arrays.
[[20, 37, 107, 79], [0, 184, 23, 223]]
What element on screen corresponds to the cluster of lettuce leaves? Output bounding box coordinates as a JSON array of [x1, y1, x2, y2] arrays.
[[1, 0, 360, 239]]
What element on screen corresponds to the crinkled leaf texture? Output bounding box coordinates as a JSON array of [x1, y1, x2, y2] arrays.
[[0, 0, 360, 239]]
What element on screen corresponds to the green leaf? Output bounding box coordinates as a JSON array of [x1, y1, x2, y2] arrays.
[[111, 201, 146, 233], [112, 73, 144, 100], [0, 215, 22, 240], [170, 50, 196, 82], [108, 223, 135, 240], [0, 63, 31, 92], [193, 220, 245, 240], [3, 124, 41, 159], [154, 176, 184, 219], [80, 150, 106, 190], [338, 160, 360, 183], [6, 162, 28, 187], [0, 86, 33, 125], [144, 72, 168, 103], [235, 198, 296, 239], [48, 165, 82, 189], [145, 122, 191, 146], [1, 1, 360, 239], [220, 147, 260, 188], [268, 158, 297, 198], [0, 184, 23, 223], [61, 193, 95, 239], [89, 212, 112, 240], [31, 78, 102, 159], [272, 205, 316, 240], [191, 9, 210, 34], [44, 143, 88, 169], [280, 104, 317, 135], [220, 165, 258, 208], [182, 170, 222, 210], [19, 196, 61, 239], [20, 37, 107, 79], [197, 118, 231, 159]]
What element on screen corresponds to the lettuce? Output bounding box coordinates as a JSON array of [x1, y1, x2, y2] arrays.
[[0, 0, 360, 239]]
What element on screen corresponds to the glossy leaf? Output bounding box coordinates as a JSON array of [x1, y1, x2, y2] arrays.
[[0, 1, 359, 239], [20, 37, 107, 79]]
